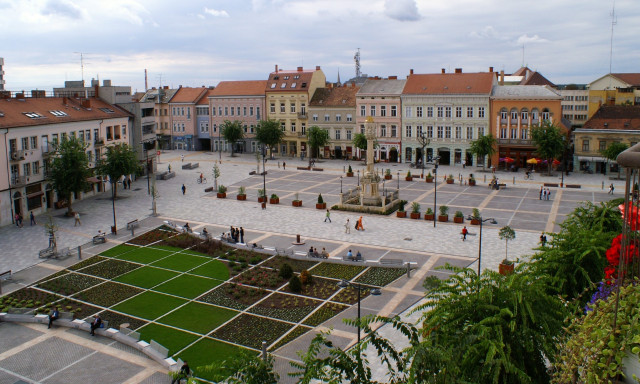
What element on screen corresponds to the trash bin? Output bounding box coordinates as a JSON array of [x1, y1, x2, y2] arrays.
[[111, 226, 117, 234]]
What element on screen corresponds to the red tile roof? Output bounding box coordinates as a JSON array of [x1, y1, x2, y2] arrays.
[[197, 89, 216, 105], [266, 68, 315, 92], [210, 80, 267, 97], [0, 97, 131, 128], [612, 73, 640, 86], [520, 72, 556, 87], [582, 105, 640, 130], [170, 87, 209, 103], [309, 85, 360, 107], [403, 72, 495, 95]]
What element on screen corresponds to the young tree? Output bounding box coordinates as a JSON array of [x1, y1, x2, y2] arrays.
[[95, 143, 138, 200], [530, 121, 566, 175], [498, 225, 516, 261], [221, 120, 245, 157], [307, 126, 330, 165], [600, 141, 628, 179], [49, 137, 92, 216], [199, 351, 279, 384], [352, 133, 379, 160], [255, 119, 284, 159], [468, 134, 497, 171]]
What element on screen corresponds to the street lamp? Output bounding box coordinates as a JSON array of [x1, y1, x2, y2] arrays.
[[465, 215, 497, 275], [262, 145, 267, 209], [340, 176, 343, 194], [397, 171, 400, 190], [417, 132, 430, 179], [336, 280, 381, 345], [218, 125, 222, 161], [432, 156, 440, 228], [357, 170, 360, 187]]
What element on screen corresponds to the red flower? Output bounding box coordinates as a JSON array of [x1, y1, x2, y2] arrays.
[[604, 265, 616, 280], [619, 203, 640, 231]]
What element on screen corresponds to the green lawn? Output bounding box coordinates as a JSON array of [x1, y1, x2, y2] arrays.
[[189, 260, 230, 281], [114, 266, 179, 288], [114, 247, 173, 264], [157, 302, 238, 334], [149, 253, 209, 272], [112, 291, 187, 320], [100, 244, 138, 257], [177, 338, 250, 381], [153, 274, 222, 299], [138, 323, 199, 355], [147, 245, 185, 253]]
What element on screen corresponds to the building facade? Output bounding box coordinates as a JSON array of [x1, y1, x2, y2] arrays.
[[587, 73, 640, 119], [557, 85, 589, 127], [168, 87, 210, 151], [143, 87, 179, 150]]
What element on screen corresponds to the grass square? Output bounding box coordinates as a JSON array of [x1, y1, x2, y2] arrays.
[[138, 323, 199, 355], [112, 291, 187, 320], [153, 274, 222, 299], [157, 302, 238, 334], [147, 245, 185, 253], [189, 260, 230, 281], [178, 338, 249, 381], [114, 247, 173, 264], [100, 244, 137, 257], [149, 253, 209, 272], [114, 266, 179, 289]]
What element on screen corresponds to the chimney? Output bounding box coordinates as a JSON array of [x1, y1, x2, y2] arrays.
[[297, 66, 303, 72], [82, 99, 91, 109], [316, 65, 321, 70], [410, 69, 414, 75], [164, 86, 169, 89], [526, 69, 531, 80], [489, 66, 494, 72], [63, 96, 68, 105], [441, 68, 446, 74], [16, 92, 25, 99], [31, 90, 45, 98], [499, 70, 504, 86], [95, 83, 99, 99], [275, 64, 278, 73], [388, 75, 398, 80], [455, 68, 462, 74]]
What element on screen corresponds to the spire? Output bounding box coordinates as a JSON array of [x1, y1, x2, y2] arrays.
[[337, 68, 341, 85]]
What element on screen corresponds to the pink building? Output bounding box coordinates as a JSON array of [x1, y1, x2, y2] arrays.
[[169, 87, 210, 150]]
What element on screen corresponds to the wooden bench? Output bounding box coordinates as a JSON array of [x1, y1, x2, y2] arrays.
[[0, 270, 12, 282], [544, 183, 559, 187], [181, 163, 192, 170], [497, 183, 507, 189], [92, 235, 106, 244], [379, 259, 404, 266], [126, 219, 139, 230], [312, 168, 324, 171], [565, 184, 581, 189], [39, 247, 55, 258], [297, 167, 310, 170]]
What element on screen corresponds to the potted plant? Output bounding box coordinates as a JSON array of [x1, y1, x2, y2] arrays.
[[410, 202, 421, 219], [269, 193, 279, 204], [468, 174, 476, 186], [453, 211, 464, 223], [405, 171, 413, 181], [498, 226, 516, 275], [425, 172, 433, 183], [346, 165, 354, 177], [384, 169, 392, 180], [446, 174, 455, 184], [217, 185, 227, 198], [257, 188, 266, 203], [424, 207, 435, 221], [396, 200, 407, 218], [292, 192, 302, 207], [237, 186, 246, 200], [470, 208, 481, 225], [438, 205, 449, 222], [316, 194, 326, 209]]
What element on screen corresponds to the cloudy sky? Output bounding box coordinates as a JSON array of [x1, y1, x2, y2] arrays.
[[1, 0, 638, 93]]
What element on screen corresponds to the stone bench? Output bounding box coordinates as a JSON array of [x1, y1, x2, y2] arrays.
[[93, 235, 106, 244], [297, 167, 310, 171], [181, 163, 192, 170], [312, 168, 324, 172], [565, 184, 581, 189], [544, 183, 559, 187], [342, 254, 364, 262], [379, 259, 404, 266], [126, 219, 139, 230], [39, 247, 55, 258], [162, 171, 175, 180]]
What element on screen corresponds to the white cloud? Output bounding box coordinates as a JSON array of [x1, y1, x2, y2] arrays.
[[204, 7, 230, 17], [196, 14, 205, 19], [469, 26, 504, 40], [516, 34, 549, 45], [41, 0, 84, 19], [384, 0, 420, 21]]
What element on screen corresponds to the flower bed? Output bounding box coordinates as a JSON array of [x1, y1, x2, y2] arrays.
[[96, 310, 148, 331], [262, 255, 318, 272], [38, 298, 101, 318], [197, 283, 269, 310], [310, 263, 366, 280], [332, 285, 373, 305], [34, 270, 69, 284], [232, 267, 288, 289], [303, 302, 349, 326], [221, 260, 250, 277], [248, 293, 322, 322], [212, 314, 292, 349], [0, 288, 61, 313], [128, 226, 178, 246], [355, 267, 406, 287], [161, 233, 202, 250], [269, 325, 312, 351], [283, 276, 339, 300], [219, 248, 269, 265], [68, 256, 106, 271], [37, 273, 104, 296], [72, 282, 144, 307], [77, 259, 141, 280]]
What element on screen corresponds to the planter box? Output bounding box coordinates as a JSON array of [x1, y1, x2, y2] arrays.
[[453, 216, 464, 224], [438, 215, 448, 222], [425, 214, 435, 221], [292, 200, 302, 207], [258, 196, 267, 203], [237, 194, 247, 201], [470, 219, 480, 225], [316, 202, 327, 209], [384, 174, 392, 180], [446, 179, 454, 184], [346, 172, 354, 177], [217, 193, 227, 198], [425, 178, 433, 183], [396, 211, 407, 218], [499, 262, 515, 275], [410, 212, 421, 219], [269, 198, 279, 204], [405, 177, 413, 181], [469, 180, 476, 186]]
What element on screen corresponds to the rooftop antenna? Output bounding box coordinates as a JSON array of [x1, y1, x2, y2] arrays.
[[73, 52, 88, 86], [354, 48, 361, 78], [608, 0, 617, 85]]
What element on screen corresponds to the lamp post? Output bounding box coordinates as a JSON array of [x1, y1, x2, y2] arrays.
[[336, 280, 381, 346], [340, 176, 343, 194], [218, 125, 222, 161], [417, 132, 430, 179], [262, 145, 267, 209], [357, 170, 360, 186], [433, 156, 439, 228], [466, 215, 497, 275]]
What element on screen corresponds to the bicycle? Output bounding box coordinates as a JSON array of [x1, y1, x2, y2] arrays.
[[196, 177, 207, 184], [524, 173, 534, 180]]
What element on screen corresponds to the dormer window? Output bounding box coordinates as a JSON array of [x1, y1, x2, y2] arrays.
[[50, 110, 68, 117], [294, 75, 300, 79], [270, 83, 277, 89], [301, 83, 307, 88], [281, 83, 287, 88], [291, 83, 297, 88], [23, 112, 44, 119], [283, 76, 290, 80], [274, 76, 279, 80], [98, 108, 115, 113]]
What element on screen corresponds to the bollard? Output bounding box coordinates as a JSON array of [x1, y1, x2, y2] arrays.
[[343, 165, 346, 172], [262, 341, 267, 362], [296, 234, 301, 243], [78, 245, 82, 260], [406, 262, 411, 278], [484, 175, 486, 183], [131, 226, 135, 237], [278, 161, 280, 168], [513, 176, 515, 185], [602, 181, 605, 190]]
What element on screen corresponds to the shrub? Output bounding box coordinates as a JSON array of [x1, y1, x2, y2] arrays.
[[348, 165, 353, 173], [398, 200, 407, 212], [447, 174, 454, 180], [411, 202, 421, 213], [385, 168, 391, 176], [279, 264, 293, 280], [317, 194, 324, 204], [425, 207, 434, 215], [454, 211, 464, 218], [238, 186, 246, 195], [258, 188, 265, 197], [218, 185, 227, 193], [406, 170, 412, 178], [270, 193, 279, 199], [439, 205, 449, 216], [300, 270, 313, 285], [427, 172, 432, 178], [289, 275, 302, 293], [472, 208, 481, 220]]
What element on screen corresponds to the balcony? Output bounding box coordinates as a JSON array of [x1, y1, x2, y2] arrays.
[[10, 150, 26, 161], [11, 175, 26, 187], [94, 138, 105, 147], [497, 138, 533, 146], [297, 113, 307, 119], [42, 147, 54, 158]]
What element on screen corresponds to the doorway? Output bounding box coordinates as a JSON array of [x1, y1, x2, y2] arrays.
[[389, 147, 398, 163], [438, 148, 451, 165]]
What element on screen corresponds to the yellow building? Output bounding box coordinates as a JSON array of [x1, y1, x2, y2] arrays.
[[265, 65, 326, 158], [587, 73, 640, 119]]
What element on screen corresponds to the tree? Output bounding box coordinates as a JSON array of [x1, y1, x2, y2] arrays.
[[468, 134, 496, 171], [255, 119, 284, 159], [530, 121, 566, 175], [221, 120, 245, 157], [49, 136, 92, 216], [307, 125, 330, 165], [199, 351, 279, 384], [352, 133, 379, 161], [600, 141, 628, 179], [498, 225, 516, 261]]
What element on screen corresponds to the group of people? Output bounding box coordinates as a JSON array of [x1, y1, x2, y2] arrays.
[[540, 233, 548, 246], [48, 308, 101, 336], [346, 249, 362, 261], [539, 187, 552, 200], [308, 246, 329, 258], [222, 226, 244, 243], [121, 177, 132, 190], [489, 178, 501, 190]]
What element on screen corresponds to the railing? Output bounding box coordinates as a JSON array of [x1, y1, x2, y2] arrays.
[[297, 113, 307, 119], [11, 175, 26, 186], [94, 138, 105, 146], [497, 139, 533, 145]]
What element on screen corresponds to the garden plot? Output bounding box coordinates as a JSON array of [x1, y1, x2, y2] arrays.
[[197, 283, 269, 311], [212, 314, 293, 349], [248, 293, 323, 322]]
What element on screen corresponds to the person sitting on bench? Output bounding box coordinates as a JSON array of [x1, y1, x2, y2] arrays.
[[183, 223, 191, 233], [48, 306, 59, 329], [355, 250, 362, 261], [308, 246, 315, 257], [312, 247, 320, 258], [90, 314, 102, 336], [346, 249, 354, 261], [320, 248, 329, 259], [202, 228, 209, 238]]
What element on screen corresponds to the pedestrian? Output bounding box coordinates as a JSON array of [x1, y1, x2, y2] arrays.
[[127, 178, 131, 189], [540, 233, 546, 246], [181, 154, 184, 162], [240, 227, 244, 244], [609, 183, 614, 194], [168, 164, 172, 172], [324, 209, 331, 223], [345, 218, 351, 234], [283, 161, 286, 170], [48, 306, 59, 329], [356, 216, 364, 231], [90, 314, 102, 336], [542, 188, 547, 200], [15, 213, 20, 227], [74, 212, 81, 226], [539, 186, 543, 200], [547, 188, 552, 201], [181, 184, 186, 195], [200, 173, 203, 183], [30, 211, 36, 226], [461, 226, 468, 241], [171, 361, 190, 384]]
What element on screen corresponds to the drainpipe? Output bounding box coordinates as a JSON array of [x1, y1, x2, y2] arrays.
[[2, 128, 15, 225]]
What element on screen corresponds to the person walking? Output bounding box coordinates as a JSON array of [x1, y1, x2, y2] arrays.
[[74, 212, 81, 226], [181, 184, 186, 195], [15, 213, 20, 228], [30, 211, 36, 226], [546, 188, 552, 201], [609, 183, 615, 194], [356, 216, 364, 231], [539, 186, 543, 200], [324, 209, 331, 223], [540, 233, 546, 246], [168, 164, 172, 172], [240, 227, 244, 243], [181, 154, 185, 163], [345, 218, 351, 234], [283, 161, 286, 170], [461, 226, 468, 241]]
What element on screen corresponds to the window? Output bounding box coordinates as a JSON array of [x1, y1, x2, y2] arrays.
[[291, 122, 296, 132], [270, 83, 276, 89], [301, 103, 306, 115], [405, 106, 412, 118], [33, 161, 40, 174], [360, 105, 366, 116], [582, 140, 590, 152], [336, 114, 341, 122], [250, 106, 254, 116], [531, 110, 539, 121], [478, 127, 485, 136], [30, 136, 37, 149], [230, 107, 234, 116], [427, 107, 433, 117], [455, 126, 462, 139], [521, 128, 528, 140], [280, 103, 285, 113], [301, 123, 306, 135], [243, 107, 247, 116], [52, 134, 58, 144], [257, 107, 261, 119], [417, 125, 423, 136], [456, 107, 462, 118], [521, 111, 529, 121], [281, 122, 286, 131], [599, 141, 607, 151], [291, 83, 297, 88], [510, 129, 517, 139], [290, 103, 296, 113], [500, 127, 507, 139], [391, 105, 397, 116], [427, 126, 433, 138], [437, 126, 443, 139], [280, 83, 287, 88], [79, 130, 84, 142], [445, 126, 452, 139], [370, 105, 376, 117], [212, 107, 216, 116], [346, 114, 352, 122], [213, 124, 217, 133], [324, 114, 330, 122], [270, 103, 275, 113], [542, 111, 550, 121], [346, 129, 352, 140], [312, 114, 318, 121], [478, 107, 485, 118], [380, 125, 387, 137], [437, 107, 443, 118], [467, 107, 473, 118], [416, 106, 423, 118], [511, 110, 518, 121], [405, 125, 412, 138], [381, 105, 386, 117], [23, 163, 30, 176], [22, 137, 28, 150], [445, 107, 452, 118], [181, 107, 185, 116], [391, 125, 397, 137], [466, 127, 473, 139], [225, 107, 229, 116], [335, 130, 341, 140], [50, 110, 68, 117], [360, 124, 365, 134]]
